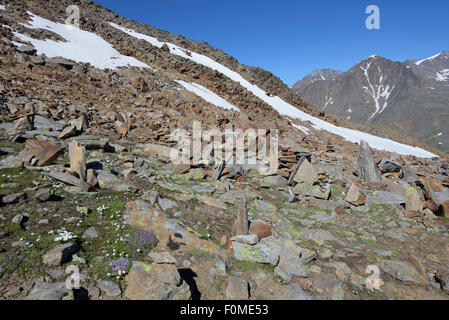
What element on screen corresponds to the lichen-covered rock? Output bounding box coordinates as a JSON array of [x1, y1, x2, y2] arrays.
[[124, 261, 181, 300]]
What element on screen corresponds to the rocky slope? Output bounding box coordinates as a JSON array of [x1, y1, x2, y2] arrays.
[[0, 0, 449, 301], [291, 69, 342, 91], [293, 53, 449, 153]]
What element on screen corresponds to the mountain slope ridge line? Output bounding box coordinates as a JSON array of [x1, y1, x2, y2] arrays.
[[109, 22, 437, 158]]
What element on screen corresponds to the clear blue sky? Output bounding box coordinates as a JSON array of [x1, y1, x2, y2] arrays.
[[94, 0, 449, 86]]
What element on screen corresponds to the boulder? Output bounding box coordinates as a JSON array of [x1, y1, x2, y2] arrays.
[[124, 261, 181, 300], [68, 140, 86, 181], [19, 139, 64, 166], [357, 140, 381, 183], [405, 187, 423, 212], [293, 159, 317, 183], [225, 276, 249, 299]]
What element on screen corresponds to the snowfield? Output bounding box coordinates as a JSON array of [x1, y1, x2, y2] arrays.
[[435, 69, 449, 82], [111, 23, 437, 158], [175, 80, 240, 112], [415, 52, 442, 66], [12, 11, 150, 70]]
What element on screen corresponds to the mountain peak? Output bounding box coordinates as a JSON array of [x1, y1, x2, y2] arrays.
[[291, 68, 342, 90]]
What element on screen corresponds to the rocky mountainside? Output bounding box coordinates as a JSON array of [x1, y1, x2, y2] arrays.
[[0, 0, 449, 301], [293, 53, 449, 153], [291, 69, 342, 91]]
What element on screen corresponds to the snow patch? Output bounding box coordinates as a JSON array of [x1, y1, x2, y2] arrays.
[[322, 95, 333, 111], [291, 123, 310, 135], [435, 69, 449, 82], [360, 61, 395, 120], [175, 80, 239, 112], [415, 52, 442, 66], [12, 11, 149, 70], [111, 23, 437, 158], [0, 5, 5, 10]]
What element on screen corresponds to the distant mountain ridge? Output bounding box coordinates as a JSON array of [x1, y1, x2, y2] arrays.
[[292, 52, 449, 152], [291, 69, 342, 91]]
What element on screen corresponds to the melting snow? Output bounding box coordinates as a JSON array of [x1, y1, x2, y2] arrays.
[[291, 123, 310, 135], [0, 5, 5, 10], [111, 23, 437, 158], [11, 12, 149, 70], [435, 69, 449, 82], [322, 95, 334, 111], [360, 61, 395, 120], [175, 80, 239, 112], [415, 52, 442, 66]]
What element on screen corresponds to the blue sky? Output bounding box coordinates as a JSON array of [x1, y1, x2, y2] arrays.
[[94, 0, 449, 86]]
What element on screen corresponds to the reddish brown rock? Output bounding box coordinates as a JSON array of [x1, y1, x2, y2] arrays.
[[424, 200, 439, 213], [405, 211, 421, 218], [19, 139, 64, 166], [249, 221, 272, 240], [217, 232, 228, 246], [439, 201, 449, 218], [345, 183, 365, 206]]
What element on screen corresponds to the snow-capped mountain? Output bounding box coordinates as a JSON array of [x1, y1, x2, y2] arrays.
[[407, 51, 449, 84], [292, 53, 449, 152], [291, 69, 342, 91]]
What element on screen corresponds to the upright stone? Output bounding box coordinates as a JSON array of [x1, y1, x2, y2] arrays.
[[357, 140, 381, 183], [68, 140, 86, 182], [232, 198, 248, 236], [405, 187, 423, 212], [293, 158, 317, 183]]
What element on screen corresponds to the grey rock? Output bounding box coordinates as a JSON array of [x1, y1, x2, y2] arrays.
[[366, 191, 405, 205], [30, 55, 44, 65], [280, 283, 312, 300], [43, 243, 80, 265], [378, 158, 402, 173], [231, 234, 259, 245], [24, 282, 70, 300], [225, 276, 249, 299], [293, 158, 317, 183], [124, 261, 181, 300], [219, 189, 259, 205], [82, 227, 99, 239], [33, 115, 65, 132], [16, 44, 36, 54], [2, 192, 26, 204], [97, 170, 134, 192], [49, 57, 76, 70], [232, 241, 280, 265], [262, 175, 288, 187], [311, 273, 345, 300], [436, 268, 449, 293], [380, 260, 428, 286], [98, 280, 121, 297], [12, 213, 27, 224], [157, 198, 179, 212], [358, 141, 381, 183], [142, 189, 159, 205], [209, 258, 226, 277], [35, 188, 53, 202], [167, 281, 192, 300], [148, 251, 177, 264], [275, 255, 308, 282]]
